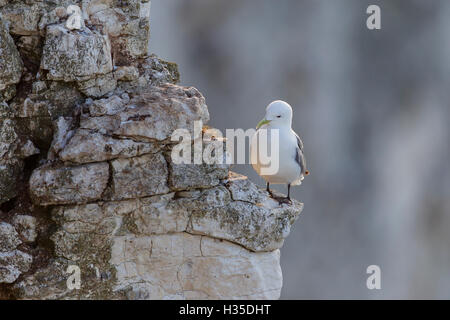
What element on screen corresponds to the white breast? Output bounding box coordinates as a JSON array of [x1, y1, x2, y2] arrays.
[[250, 126, 302, 185]]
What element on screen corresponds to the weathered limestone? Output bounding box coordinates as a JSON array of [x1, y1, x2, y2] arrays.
[[29, 162, 109, 205], [0, 222, 33, 284], [39, 174, 301, 252], [111, 233, 283, 299], [0, 250, 33, 284], [110, 153, 169, 200], [114, 66, 139, 82], [88, 0, 151, 65], [112, 84, 210, 142], [0, 119, 18, 159], [42, 191, 291, 298], [79, 114, 121, 135], [169, 161, 230, 191], [41, 24, 113, 82], [77, 73, 117, 97], [116, 55, 181, 92], [0, 159, 21, 204], [33, 81, 85, 119], [0, 118, 35, 204], [0, 16, 23, 100], [88, 95, 127, 116], [47, 116, 75, 161], [18, 140, 40, 159], [0, 2, 43, 36], [180, 174, 302, 252], [0, 0, 303, 300], [74, 84, 209, 142], [14, 166, 301, 298], [143, 55, 181, 86], [0, 222, 21, 252], [59, 129, 158, 164]]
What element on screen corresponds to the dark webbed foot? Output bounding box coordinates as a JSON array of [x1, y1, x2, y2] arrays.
[[266, 182, 293, 205], [275, 196, 292, 205], [268, 194, 292, 205]]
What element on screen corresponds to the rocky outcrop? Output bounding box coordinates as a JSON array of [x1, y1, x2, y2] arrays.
[[0, 0, 302, 300], [0, 16, 23, 101], [41, 24, 113, 82], [0, 222, 33, 284]]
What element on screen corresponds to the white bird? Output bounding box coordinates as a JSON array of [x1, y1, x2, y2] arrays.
[[250, 100, 308, 204]]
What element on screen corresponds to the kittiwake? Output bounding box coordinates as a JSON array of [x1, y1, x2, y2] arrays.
[[250, 100, 309, 204]]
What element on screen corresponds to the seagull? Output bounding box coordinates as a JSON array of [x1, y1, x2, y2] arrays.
[[250, 100, 309, 204]]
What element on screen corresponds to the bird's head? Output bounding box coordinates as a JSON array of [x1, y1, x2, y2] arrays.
[[256, 100, 293, 129]]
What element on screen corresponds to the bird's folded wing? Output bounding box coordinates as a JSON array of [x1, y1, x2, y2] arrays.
[[294, 131, 304, 151], [294, 132, 307, 175]]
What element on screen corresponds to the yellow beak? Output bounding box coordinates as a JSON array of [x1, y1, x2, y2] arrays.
[[256, 119, 271, 129]]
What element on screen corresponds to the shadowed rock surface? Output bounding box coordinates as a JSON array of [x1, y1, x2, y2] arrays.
[[0, 0, 302, 300]]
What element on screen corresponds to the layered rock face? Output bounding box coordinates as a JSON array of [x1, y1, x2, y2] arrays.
[[0, 0, 302, 299]]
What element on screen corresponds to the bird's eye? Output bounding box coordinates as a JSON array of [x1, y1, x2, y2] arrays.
[[277, 115, 281, 118]]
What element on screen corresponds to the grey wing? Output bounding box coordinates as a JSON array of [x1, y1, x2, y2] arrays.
[[294, 132, 307, 175]]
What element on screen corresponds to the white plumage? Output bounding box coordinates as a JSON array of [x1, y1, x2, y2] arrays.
[[250, 100, 307, 203]]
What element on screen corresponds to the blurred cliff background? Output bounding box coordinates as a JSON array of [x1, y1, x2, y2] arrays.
[[150, 0, 450, 299]]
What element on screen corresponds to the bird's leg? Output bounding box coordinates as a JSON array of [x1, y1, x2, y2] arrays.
[[266, 182, 274, 197], [269, 183, 292, 205], [274, 184, 292, 205]]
